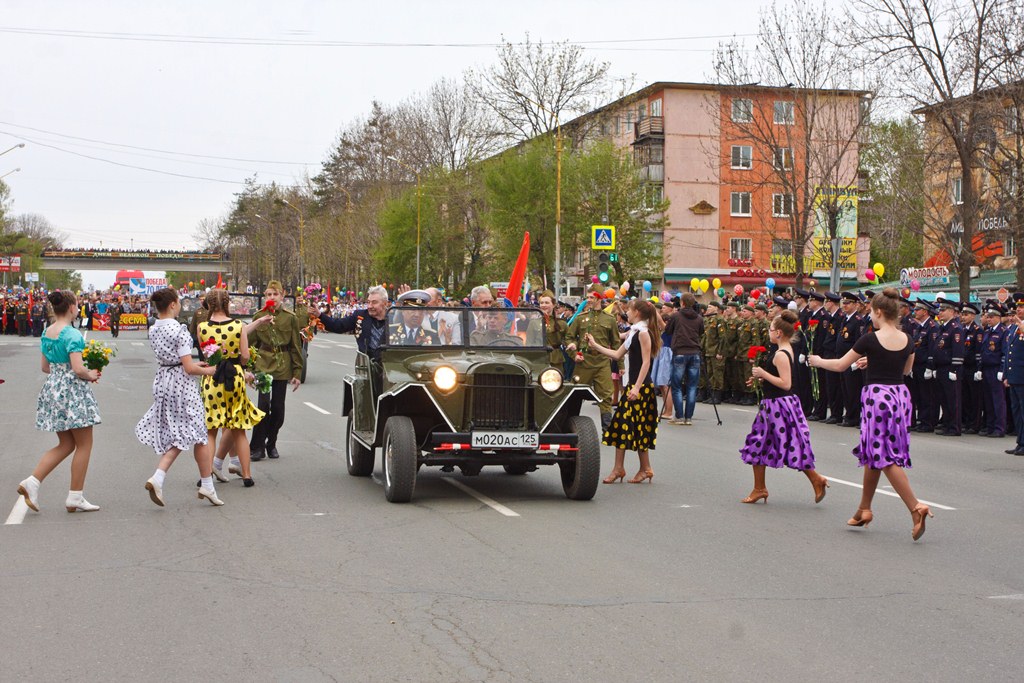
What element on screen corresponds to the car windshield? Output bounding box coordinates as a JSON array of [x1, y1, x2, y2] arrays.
[[384, 307, 546, 348]]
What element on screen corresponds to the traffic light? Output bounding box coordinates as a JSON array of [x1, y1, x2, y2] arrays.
[[598, 252, 610, 282]]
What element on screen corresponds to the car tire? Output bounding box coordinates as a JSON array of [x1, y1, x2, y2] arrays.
[[560, 415, 601, 501], [345, 416, 374, 477], [383, 416, 418, 503], [502, 464, 532, 475]]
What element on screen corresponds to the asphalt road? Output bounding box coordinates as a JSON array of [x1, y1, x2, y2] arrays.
[[1, 329, 1023, 682]]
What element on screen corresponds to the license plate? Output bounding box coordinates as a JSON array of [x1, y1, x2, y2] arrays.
[[470, 431, 539, 449]]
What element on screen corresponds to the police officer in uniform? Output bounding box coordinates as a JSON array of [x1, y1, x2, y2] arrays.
[[931, 297, 965, 436], [822, 292, 843, 423], [1002, 293, 1024, 455], [979, 301, 1007, 438], [909, 300, 938, 432], [805, 291, 829, 421], [565, 285, 621, 429], [959, 302, 984, 434], [836, 292, 864, 426]]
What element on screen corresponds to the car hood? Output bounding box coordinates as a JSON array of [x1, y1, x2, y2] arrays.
[[399, 352, 540, 379]]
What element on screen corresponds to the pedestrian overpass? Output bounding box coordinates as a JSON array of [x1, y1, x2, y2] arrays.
[[41, 249, 227, 273]]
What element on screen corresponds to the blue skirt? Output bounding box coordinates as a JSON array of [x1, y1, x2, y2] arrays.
[[651, 346, 673, 387]]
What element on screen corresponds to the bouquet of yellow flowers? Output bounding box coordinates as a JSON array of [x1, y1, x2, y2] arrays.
[[83, 339, 116, 373]]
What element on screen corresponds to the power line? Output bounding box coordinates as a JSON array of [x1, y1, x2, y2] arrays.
[[0, 121, 315, 165]]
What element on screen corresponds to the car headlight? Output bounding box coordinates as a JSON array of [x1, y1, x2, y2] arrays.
[[539, 368, 563, 393], [433, 366, 458, 393]]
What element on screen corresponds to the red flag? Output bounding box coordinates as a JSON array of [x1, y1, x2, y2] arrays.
[[216, 273, 224, 289], [506, 232, 530, 306]]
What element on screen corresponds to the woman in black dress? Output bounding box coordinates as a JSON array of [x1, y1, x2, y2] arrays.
[[587, 299, 661, 484]]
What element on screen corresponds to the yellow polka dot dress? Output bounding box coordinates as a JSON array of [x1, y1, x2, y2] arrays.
[[603, 333, 658, 452], [198, 319, 265, 430]]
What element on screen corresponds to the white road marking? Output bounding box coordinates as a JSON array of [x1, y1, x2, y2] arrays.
[[988, 594, 1024, 600], [330, 361, 348, 366], [732, 408, 754, 414], [304, 401, 331, 415], [131, 342, 144, 346], [20, 343, 33, 347], [443, 479, 520, 517], [5, 498, 29, 525], [823, 476, 957, 510]]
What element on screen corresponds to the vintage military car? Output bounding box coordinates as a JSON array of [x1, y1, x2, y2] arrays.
[[342, 306, 602, 503]]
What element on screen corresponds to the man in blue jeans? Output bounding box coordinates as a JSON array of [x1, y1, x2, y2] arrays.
[[665, 292, 704, 425]]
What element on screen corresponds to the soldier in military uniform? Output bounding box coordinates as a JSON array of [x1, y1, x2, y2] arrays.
[[565, 286, 621, 428], [959, 302, 985, 434], [15, 296, 29, 336], [720, 302, 741, 403], [248, 280, 306, 461], [702, 301, 725, 404], [909, 300, 938, 432], [836, 292, 864, 427], [109, 296, 122, 338], [930, 297, 965, 436], [734, 304, 756, 406], [30, 296, 45, 337], [979, 302, 1007, 438], [1002, 293, 1024, 454]]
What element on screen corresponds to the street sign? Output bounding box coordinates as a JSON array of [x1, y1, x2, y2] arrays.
[[25, 272, 38, 282], [591, 225, 615, 250], [997, 287, 1009, 304]]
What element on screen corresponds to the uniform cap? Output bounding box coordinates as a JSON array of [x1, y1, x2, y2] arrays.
[[772, 296, 788, 307], [741, 304, 755, 313], [934, 297, 959, 311], [793, 288, 810, 299], [396, 289, 431, 306], [726, 301, 741, 309], [960, 302, 980, 315], [824, 291, 841, 303], [755, 303, 768, 312], [840, 291, 860, 303], [809, 291, 826, 302], [1012, 292, 1024, 305], [913, 298, 935, 313]]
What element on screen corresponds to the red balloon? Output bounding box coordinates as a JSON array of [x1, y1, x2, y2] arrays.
[[751, 289, 762, 299], [200, 279, 205, 285], [733, 284, 744, 295]]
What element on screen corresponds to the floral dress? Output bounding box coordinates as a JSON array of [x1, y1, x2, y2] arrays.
[[36, 325, 102, 432], [197, 319, 265, 430], [135, 318, 209, 453]]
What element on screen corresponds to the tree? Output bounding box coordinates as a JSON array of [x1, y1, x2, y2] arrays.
[[860, 118, 925, 272], [713, 0, 874, 288], [851, 0, 1024, 298]]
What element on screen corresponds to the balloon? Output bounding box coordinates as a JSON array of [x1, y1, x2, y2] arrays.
[[712, 278, 722, 290], [716, 287, 725, 297], [808, 280, 816, 287], [591, 275, 599, 283], [358, 291, 363, 297], [734, 284, 744, 295], [700, 279, 710, 292], [643, 280, 652, 292], [650, 296, 659, 303], [113, 284, 120, 290], [765, 277, 776, 289], [620, 285, 628, 296], [604, 287, 616, 299], [623, 281, 631, 291], [751, 289, 761, 300], [911, 279, 920, 291], [188, 281, 194, 288], [661, 291, 672, 302], [865, 269, 876, 281], [690, 277, 700, 290], [873, 262, 885, 278], [902, 288, 911, 298]]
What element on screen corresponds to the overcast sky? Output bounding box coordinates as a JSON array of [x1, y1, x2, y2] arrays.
[[2, 0, 842, 288]]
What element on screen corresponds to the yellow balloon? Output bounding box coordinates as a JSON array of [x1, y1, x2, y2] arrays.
[[873, 263, 885, 278], [712, 278, 722, 290], [690, 277, 700, 290], [700, 279, 710, 292], [650, 296, 658, 303]]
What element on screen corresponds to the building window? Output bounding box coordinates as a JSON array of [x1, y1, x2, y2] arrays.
[[626, 111, 634, 129], [1007, 106, 1020, 135], [773, 193, 794, 217], [730, 192, 752, 216], [730, 238, 752, 261], [731, 98, 753, 123], [1006, 236, 1017, 257], [650, 98, 662, 117], [645, 184, 664, 208], [773, 147, 793, 170], [774, 101, 795, 125], [730, 145, 753, 169], [952, 177, 963, 205], [637, 103, 646, 121]]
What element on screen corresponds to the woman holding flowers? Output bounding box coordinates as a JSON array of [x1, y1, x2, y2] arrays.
[[17, 290, 103, 513], [738, 310, 830, 505], [136, 288, 223, 507], [197, 289, 268, 487]]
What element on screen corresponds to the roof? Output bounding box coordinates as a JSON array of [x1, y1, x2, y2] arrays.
[[911, 79, 1024, 116]]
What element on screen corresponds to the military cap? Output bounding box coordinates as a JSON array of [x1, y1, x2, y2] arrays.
[[396, 289, 432, 306], [725, 301, 739, 310], [741, 304, 755, 313], [755, 303, 768, 312], [983, 301, 1003, 316], [793, 288, 810, 300], [706, 300, 721, 309], [863, 290, 876, 300], [934, 297, 959, 311], [809, 291, 825, 302], [899, 296, 914, 307], [587, 284, 604, 297], [1012, 292, 1024, 305], [772, 296, 788, 307], [824, 291, 841, 303], [913, 298, 935, 313], [960, 301, 980, 315], [840, 291, 860, 303]]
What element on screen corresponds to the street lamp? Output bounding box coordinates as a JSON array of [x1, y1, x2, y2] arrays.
[[0, 168, 19, 181], [386, 155, 421, 288], [278, 199, 305, 286], [0, 143, 25, 157], [513, 91, 562, 299]]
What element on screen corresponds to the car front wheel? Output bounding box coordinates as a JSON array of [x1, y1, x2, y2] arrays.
[[383, 416, 418, 503], [345, 416, 374, 477], [559, 415, 601, 500]]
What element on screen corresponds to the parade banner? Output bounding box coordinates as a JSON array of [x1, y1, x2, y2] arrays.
[[0, 255, 21, 272], [129, 277, 168, 296], [899, 266, 950, 287], [810, 186, 858, 272], [91, 312, 149, 332]]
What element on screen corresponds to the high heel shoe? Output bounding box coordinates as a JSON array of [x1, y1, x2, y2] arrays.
[[812, 476, 830, 504], [628, 469, 654, 484], [847, 509, 873, 527], [741, 489, 768, 504], [911, 504, 933, 541], [602, 468, 626, 484]]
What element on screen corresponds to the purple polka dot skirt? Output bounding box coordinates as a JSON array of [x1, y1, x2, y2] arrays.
[[739, 394, 816, 470], [853, 383, 912, 469]]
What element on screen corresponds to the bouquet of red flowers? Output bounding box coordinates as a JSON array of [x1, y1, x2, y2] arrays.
[[747, 345, 768, 403], [807, 319, 821, 401], [200, 337, 223, 364], [262, 299, 277, 314]]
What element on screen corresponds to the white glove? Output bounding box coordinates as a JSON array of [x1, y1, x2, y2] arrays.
[[799, 354, 807, 365], [974, 371, 982, 382], [998, 371, 1004, 381], [923, 369, 935, 380], [948, 371, 958, 381]]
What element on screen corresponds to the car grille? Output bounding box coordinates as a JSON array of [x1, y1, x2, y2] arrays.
[[470, 373, 528, 429]]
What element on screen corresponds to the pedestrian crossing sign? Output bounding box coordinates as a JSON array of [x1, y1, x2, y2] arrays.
[[591, 225, 615, 250]]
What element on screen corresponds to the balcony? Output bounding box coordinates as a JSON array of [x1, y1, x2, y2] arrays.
[[639, 164, 664, 183], [634, 116, 664, 141]]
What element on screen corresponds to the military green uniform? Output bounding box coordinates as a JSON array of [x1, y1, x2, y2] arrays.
[[248, 306, 305, 458], [527, 315, 569, 368], [734, 312, 756, 404], [703, 312, 725, 396], [566, 306, 620, 421], [720, 310, 740, 400]]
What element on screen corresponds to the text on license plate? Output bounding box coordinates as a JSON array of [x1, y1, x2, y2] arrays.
[[470, 431, 539, 449]]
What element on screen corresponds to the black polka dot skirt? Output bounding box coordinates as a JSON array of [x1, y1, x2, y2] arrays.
[[603, 383, 658, 451], [853, 383, 913, 469]]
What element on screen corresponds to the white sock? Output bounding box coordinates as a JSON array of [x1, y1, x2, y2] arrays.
[[229, 456, 241, 467], [152, 469, 166, 487], [27, 476, 40, 486], [213, 457, 224, 471], [200, 476, 214, 490], [68, 489, 82, 498]]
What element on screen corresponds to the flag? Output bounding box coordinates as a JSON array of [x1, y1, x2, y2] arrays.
[[506, 232, 530, 306], [216, 273, 224, 289]]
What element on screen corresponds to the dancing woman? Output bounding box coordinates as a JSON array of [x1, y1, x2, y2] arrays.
[[739, 310, 830, 504], [809, 288, 934, 540]]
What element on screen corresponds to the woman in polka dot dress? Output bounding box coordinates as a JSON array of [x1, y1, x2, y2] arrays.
[[136, 288, 222, 507], [739, 310, 830, 505], [810, 288, 934, 540], [586, 299, 660, 484], [197, 289, 267, 487]]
